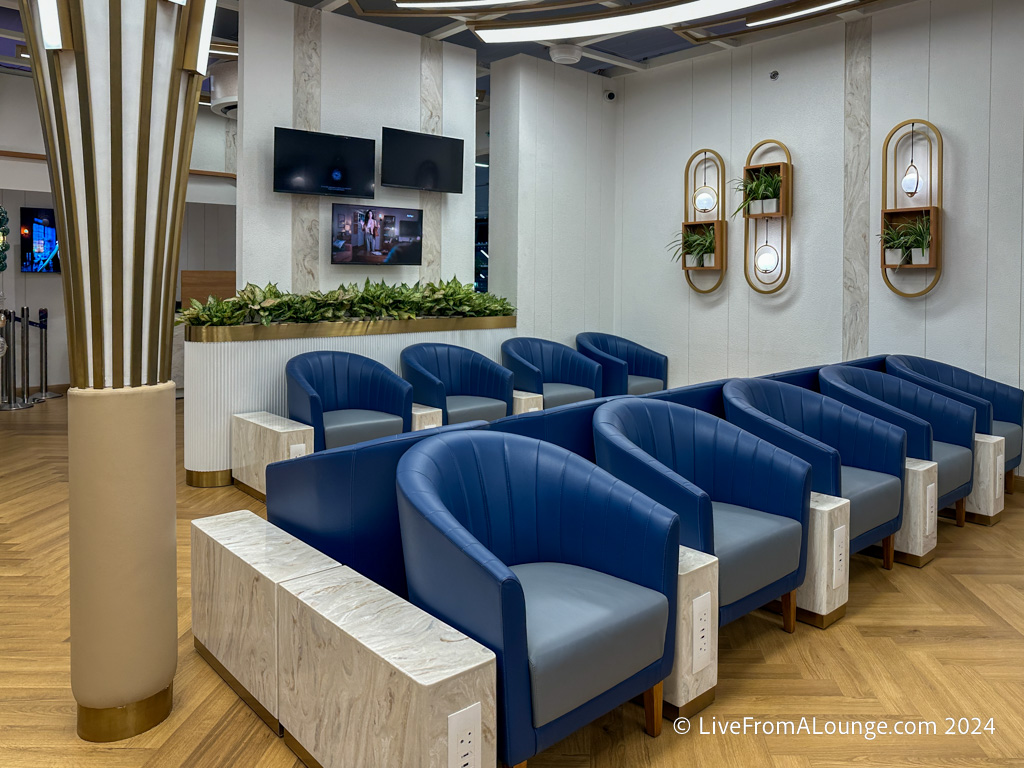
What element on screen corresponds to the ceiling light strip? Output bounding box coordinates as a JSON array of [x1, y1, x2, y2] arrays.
[[398, 0, 532, 9], [746, 0, 856, 27], [472, 0, 775, 44]]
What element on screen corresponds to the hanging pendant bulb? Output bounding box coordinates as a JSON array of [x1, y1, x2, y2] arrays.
[[902, 123, 920, 197], [693, 152, 717, 213], [754, 219, 780, 274]]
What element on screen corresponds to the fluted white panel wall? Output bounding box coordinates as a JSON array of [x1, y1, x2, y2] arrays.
[[184, 328, 517, 473]]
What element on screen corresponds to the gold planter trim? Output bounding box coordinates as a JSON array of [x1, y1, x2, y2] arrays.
[[186, 468, 233, 488], [184, 315, 517, 343], [77, 684, 173, 743]]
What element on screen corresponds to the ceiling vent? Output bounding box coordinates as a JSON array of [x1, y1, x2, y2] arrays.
[[209, 61, 238, 120], [549, 44, 583, 65]]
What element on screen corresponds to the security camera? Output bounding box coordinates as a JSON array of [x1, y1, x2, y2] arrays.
[[603, 90, 616, 102]]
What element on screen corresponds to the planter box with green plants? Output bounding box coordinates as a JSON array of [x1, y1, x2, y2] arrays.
[[733, 164, 787, 217], [880, 208, 937, 270], [669, 222, 723, 271], [178, 278, 516, 342]]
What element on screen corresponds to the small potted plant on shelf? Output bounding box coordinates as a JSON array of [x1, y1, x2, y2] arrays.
[[880, 221, 910, 267], [904, 216, 931, 265], [732, 168, 783, 216], [668, 224, 716, 268]]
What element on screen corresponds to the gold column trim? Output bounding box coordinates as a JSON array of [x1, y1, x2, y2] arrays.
[[185, 469, 233, 488], [109, 0, 124, 388], [184, 315, 518, 343], [77, 684, 173, 743]]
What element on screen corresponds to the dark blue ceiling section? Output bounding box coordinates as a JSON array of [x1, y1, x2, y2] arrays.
[[588, 26, 693, 62]]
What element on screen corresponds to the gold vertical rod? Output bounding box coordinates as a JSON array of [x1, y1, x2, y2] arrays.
[[17, 1, 84, 387], [130, 0, 159, 387], [47, 52, 90, 387], [67, 0, 105, 389], [150, 3, 190, 385], [160, 74, 201, 381], [109, 0, 124, 388]]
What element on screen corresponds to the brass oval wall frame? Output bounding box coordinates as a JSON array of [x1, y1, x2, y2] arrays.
[[880, 119, 943, 299], [682, 148, 727, 294], [742, 139, 793, 295]]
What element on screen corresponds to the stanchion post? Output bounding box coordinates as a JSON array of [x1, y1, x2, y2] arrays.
[[32, 307, 60, 401], [0, 309, 31, 411], [20, 306, 31, 406]]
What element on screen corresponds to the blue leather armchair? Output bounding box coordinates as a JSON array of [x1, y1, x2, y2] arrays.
[[723, 378, 906, 561], [400, 343, 513, 425], [643, 378, 729, 417], [887, 354, 1023, 479], [397, 431, 678, 767], [593, 398, 810, 628], [761, 355, 889, 392], [819, 365, 976, 523], [286, 351, 413, 452], [486, 395, 629, 461], [265, 422, 484, 598], [501, 337, 602, 408], [576, 332, 668, 396]]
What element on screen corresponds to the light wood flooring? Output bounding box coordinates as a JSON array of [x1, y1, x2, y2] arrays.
[[3, 397, 1024, 766]]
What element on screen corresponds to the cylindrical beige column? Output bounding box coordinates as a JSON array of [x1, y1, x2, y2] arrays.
[[69, 383, 178, 741]]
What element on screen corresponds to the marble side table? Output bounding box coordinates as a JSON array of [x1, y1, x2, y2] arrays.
[[191, 510, 341, 734], [965, 434, 1006, 526], [513, 389, 543, 415], [412, 403, 444, 431], [664, 547, 718, 719], [232, 411, 313, 501], [896, 458, 939, 567], [278, 566, 497, 768], [794, 493, 851, 628]]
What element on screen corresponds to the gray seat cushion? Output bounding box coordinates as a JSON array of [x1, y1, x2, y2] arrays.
[[446, 395, 507, 424], [542, 382, 595, 409], [992, 420, 1023, 464], [510, 562, 668, 729], [322, 408, 404, 449], [627, 375, 665, 395], [840, 465, 902, 540], [711, 502, 802, 608], [931, 440, 973, 499]]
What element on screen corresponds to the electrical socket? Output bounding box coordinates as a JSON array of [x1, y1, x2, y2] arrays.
[[289, 443, 308, 459], [832, 525, 847, 590], [692, 592, 712, 673], [926, 482, 937, 535], [996, 451, 1005, 499], [448, 702, 481, 768]]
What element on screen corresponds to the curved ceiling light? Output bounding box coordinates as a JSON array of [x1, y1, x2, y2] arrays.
[[746, 0, 857, 27], [397, 0, 533, 8], [473, 0, 776, 44]]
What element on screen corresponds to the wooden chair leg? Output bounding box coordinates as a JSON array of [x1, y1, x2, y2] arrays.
[[956, 498, 966, 527], [781, 589, 797, 633], [643, 682, 663, 737], [1006, 470, 1015, 496], [882, 534, 895, 570]]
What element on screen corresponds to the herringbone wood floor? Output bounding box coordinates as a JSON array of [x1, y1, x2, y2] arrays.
[[3, 398, 1024, 766]]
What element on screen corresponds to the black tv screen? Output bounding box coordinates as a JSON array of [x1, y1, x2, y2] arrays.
[[20, 207, 60, 274], [381, 127, 464, 193], [273, 127, 375, 199], [331, 204, 423, 266]]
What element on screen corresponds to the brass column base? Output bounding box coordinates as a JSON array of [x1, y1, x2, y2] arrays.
[[764, 600, 847, 629], [663, 686, 716, 720], [77, 684, 173, 742], [185, 468, 233, 488], [284, 728, 325, 768], [939, 509, 1001, 527], [863, 545, 937, 568]]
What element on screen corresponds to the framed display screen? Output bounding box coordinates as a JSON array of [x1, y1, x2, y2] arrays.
[[331, 204, 423, 266]]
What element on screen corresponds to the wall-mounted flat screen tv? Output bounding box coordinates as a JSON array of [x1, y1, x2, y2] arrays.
[[381, 127, 464, 194], [20, 207, 60, 273], [331, 204, 423, 266], [274, 127, 375, 199]]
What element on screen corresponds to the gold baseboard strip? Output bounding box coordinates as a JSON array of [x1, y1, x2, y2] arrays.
[[233, 478, 266, 502], [764, 600, 846, 630], [284, 728, 325, 768], [77, 684, 173, 742], [185, 315, 517, 343], [939, 509, 1001, 527], [185, 468, 233, 488], [194, 637, 281, 735], [663, 687, 716, 721]]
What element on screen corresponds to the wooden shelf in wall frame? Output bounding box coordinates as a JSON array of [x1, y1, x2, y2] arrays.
[[680, 220, 727, 271], [880, 206, 940, 270], [741, 161, 792, 220]]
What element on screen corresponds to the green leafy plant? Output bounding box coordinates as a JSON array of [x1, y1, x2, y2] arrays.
[[731, 168, 783, 216], [668, 225, 716, 267], [879, 221, 911, 266], [902, 216, 931, 251], [177, 278, 515, 327]]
